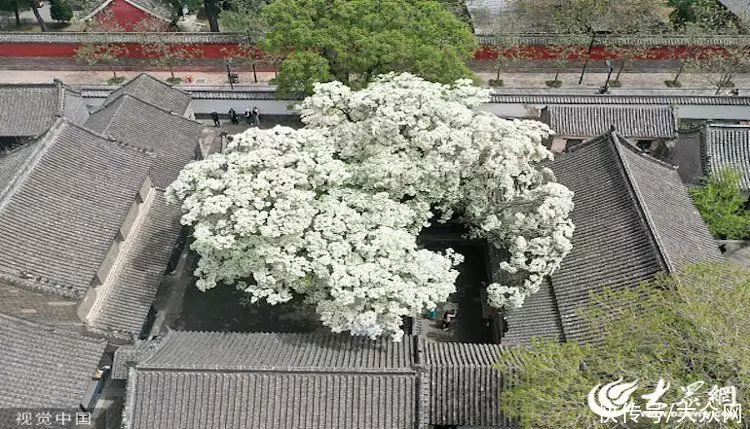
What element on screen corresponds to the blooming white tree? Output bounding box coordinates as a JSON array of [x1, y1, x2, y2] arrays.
[[168, 73, 574, 340]]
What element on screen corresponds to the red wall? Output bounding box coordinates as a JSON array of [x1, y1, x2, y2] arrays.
[[0, 41, 730, 61], [94, 0, 155, 31], [474, 44, 727, 61], [0, 42, 240, 58]]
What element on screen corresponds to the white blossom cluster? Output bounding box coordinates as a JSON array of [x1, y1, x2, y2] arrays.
[[168, 73, 574, 339]]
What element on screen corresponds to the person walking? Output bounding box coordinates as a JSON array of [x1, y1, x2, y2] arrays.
[[441, 310, 456, 330], [244, 107, 252, 125], [228, 108, 238, 125], [211, 110, 220, 127], [252, 106, 260, 126]]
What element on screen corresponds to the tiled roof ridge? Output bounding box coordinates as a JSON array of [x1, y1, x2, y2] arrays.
[[123, 0, 171, 21], [0, 82, 58, 89], [0, 269, 81, 299], [96, 92, 201, 126], [128, 73, 191, 98], [706, 122, 750, 130], [0, 119, 62, 212], [611, 132, 675, 273], [613, 132, 679, 170], [134, 365, 418, 375], [0, 311, 105, 344], [64, 118, 156, 155]]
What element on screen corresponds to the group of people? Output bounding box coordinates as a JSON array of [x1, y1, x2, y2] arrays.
[[211, 106, 261, 127]]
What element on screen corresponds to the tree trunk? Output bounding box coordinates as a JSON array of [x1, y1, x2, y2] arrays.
[[204, 0, 219, 32], [169, 63, 175, 79], [13, 4, 20, 26], [111, 64, 117, 79], [673, 62, 684, 84], [31, 4, 47, 32], [250, 50, 258, 83], [554, 68, 560, 83], [496, 66, 501, 82], [615, 59, 627, 82]]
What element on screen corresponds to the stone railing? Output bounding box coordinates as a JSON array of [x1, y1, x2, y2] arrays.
[[0, 31, 748, 46]]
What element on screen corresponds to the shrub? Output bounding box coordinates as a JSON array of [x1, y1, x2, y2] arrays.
[[689, 167, 750, 240]]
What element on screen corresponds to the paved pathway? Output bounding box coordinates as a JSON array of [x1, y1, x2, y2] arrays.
[[2, 68, 750, 94]]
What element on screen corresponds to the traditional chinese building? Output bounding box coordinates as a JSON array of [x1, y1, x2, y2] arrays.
[[79, 0, 173, 30], [0, 313, 106, 426], [0, 80, 88, 149], [0, 74, 201, 418], [671, 122, 750, 196], [540, 105, 678, 157], [102, 73, 194, 119], [115, 331, 514, 429], [489, 129, 722, 345]]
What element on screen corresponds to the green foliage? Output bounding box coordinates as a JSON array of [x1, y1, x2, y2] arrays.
[[496, 263, 750, 429], [435, 0, 471, 24], [513, 0, 669, 34], [220, 0, 271, 31], [107, 75, 126, 85], [134, 17, 200, 79], [49, 0, 73, 22], [668, 0, 741, 32], [668, 0, 698, 27], [260, 0, 477, 96], [273, 51, 333, 97], [689, 167, 750, 240]]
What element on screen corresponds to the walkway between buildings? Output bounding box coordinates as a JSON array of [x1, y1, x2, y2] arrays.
[[2, 69, 750, 94]]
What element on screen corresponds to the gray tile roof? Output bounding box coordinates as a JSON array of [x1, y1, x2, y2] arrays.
[[123, 331, 417, 429], [86, 94, 201, 188], [0, 119, 153, 300], [671, 125, 705, 185], [500, 131, 721, 344], [466, 0, 534, 35], [0, 279, 81, 328], [423, 342, 515, 428], [0, 313, 106, 408], [541, 105, 677, 138], [703, 123, 750, 192], [500, 278, 563, 345], [719, 0, 750, 22], [489, 93, 750, 106], [86, 191, 182, 339], [104, 74, 192, 116], [0, 142, 43, 198], [139, 331, 414, 370], [0, 81, 88, 138], [79, 0, 172, 21]]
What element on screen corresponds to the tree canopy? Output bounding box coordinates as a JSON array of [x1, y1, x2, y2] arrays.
[[513, 0, 670, 34], [259, 0, 478, 96], [496, 262, 750, 428], [50, 0, 73, 22], [689, 167, 750, 240], [167, 73, 574, 340]]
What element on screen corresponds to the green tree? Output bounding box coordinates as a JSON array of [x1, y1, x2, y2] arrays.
[[496, 262, 750, 429], [49, 0, 73, 22], [0, 0, 26, 27], [260, 0, 477, 96], [273, 51, 333, 97], [75, 9, 129, 82], [513, 0, 669, 34], [134, 17, 200, 83], [220, 0, 270, 30], [689, 167, 750, 240]]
